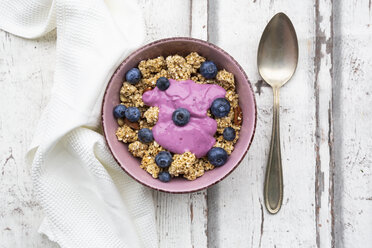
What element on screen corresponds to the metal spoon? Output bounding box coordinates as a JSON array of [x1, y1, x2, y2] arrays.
[[257, 13, 298, 214]]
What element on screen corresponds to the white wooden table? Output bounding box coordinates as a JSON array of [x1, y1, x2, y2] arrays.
[[1, 0, 371, 247]]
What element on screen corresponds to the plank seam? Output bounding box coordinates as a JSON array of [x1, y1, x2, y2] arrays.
[[328, 102, 335, 248], [314, 0, 335, 247], [329, 3, 335, 246], [189, 0, 193, 37], [206, 0, 210, 42], [314, 1, 322, 245], [259, 199, 264, 248]]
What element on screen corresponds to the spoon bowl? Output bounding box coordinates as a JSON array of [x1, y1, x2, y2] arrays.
[[258, 13, 298, 88], [257, 13, 298, 214]]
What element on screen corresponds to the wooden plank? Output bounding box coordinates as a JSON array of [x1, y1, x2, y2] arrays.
[[137, 0, 209, 247], [190, 0, 209, 40], [0, 31, 58, 247], [137, 0, 191, 43], [333, 0, 372, 247], [314, 0, 335, 247], [207, 0, 319, 247]]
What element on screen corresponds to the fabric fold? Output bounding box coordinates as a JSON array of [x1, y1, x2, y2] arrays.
[[0, 0, 56, 39]]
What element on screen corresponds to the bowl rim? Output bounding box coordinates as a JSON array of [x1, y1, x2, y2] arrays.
[[101, 37, 257, 193]]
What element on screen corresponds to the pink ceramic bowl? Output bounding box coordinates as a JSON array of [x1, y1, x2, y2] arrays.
[[102, 37, 256, 193]]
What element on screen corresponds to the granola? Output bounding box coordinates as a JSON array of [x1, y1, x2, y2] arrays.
[[116, 125, 137, 143], [185, 52, 206, 69], [140, 153, 160, 178], [128, 141, 148, 158], [143, 107, 159, 124], [138, 56, 166, 78], [165, 55, 194, 80], [216, 69, 235, 90], [168, 152, 205, 180]]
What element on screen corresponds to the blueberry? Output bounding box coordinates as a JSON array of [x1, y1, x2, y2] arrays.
[[207, 147, 228, 167], [125, 68, 141, 84], [172, 108, 190, 126], [223, 127, 236, 141], [158, 171, 171, 182], [113, 104, 127, 118], [200, 61, 218, 79], [155, 151, 173, 168], [156, 77, 170, 91], [125, 107, 141, 122], [210, 98, 231, 117], [138, 128, 153, 143]]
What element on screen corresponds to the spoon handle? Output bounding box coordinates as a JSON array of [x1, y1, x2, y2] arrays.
[[264, 87, 283, 214]]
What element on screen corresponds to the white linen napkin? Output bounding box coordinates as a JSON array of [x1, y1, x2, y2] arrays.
[[0, 0, 158, 247]]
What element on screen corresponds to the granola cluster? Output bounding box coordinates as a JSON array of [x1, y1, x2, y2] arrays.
[[116, 52, 242, 180]]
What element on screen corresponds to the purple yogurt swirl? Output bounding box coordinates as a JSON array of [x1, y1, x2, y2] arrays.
[[142, 79, 226, 158]]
